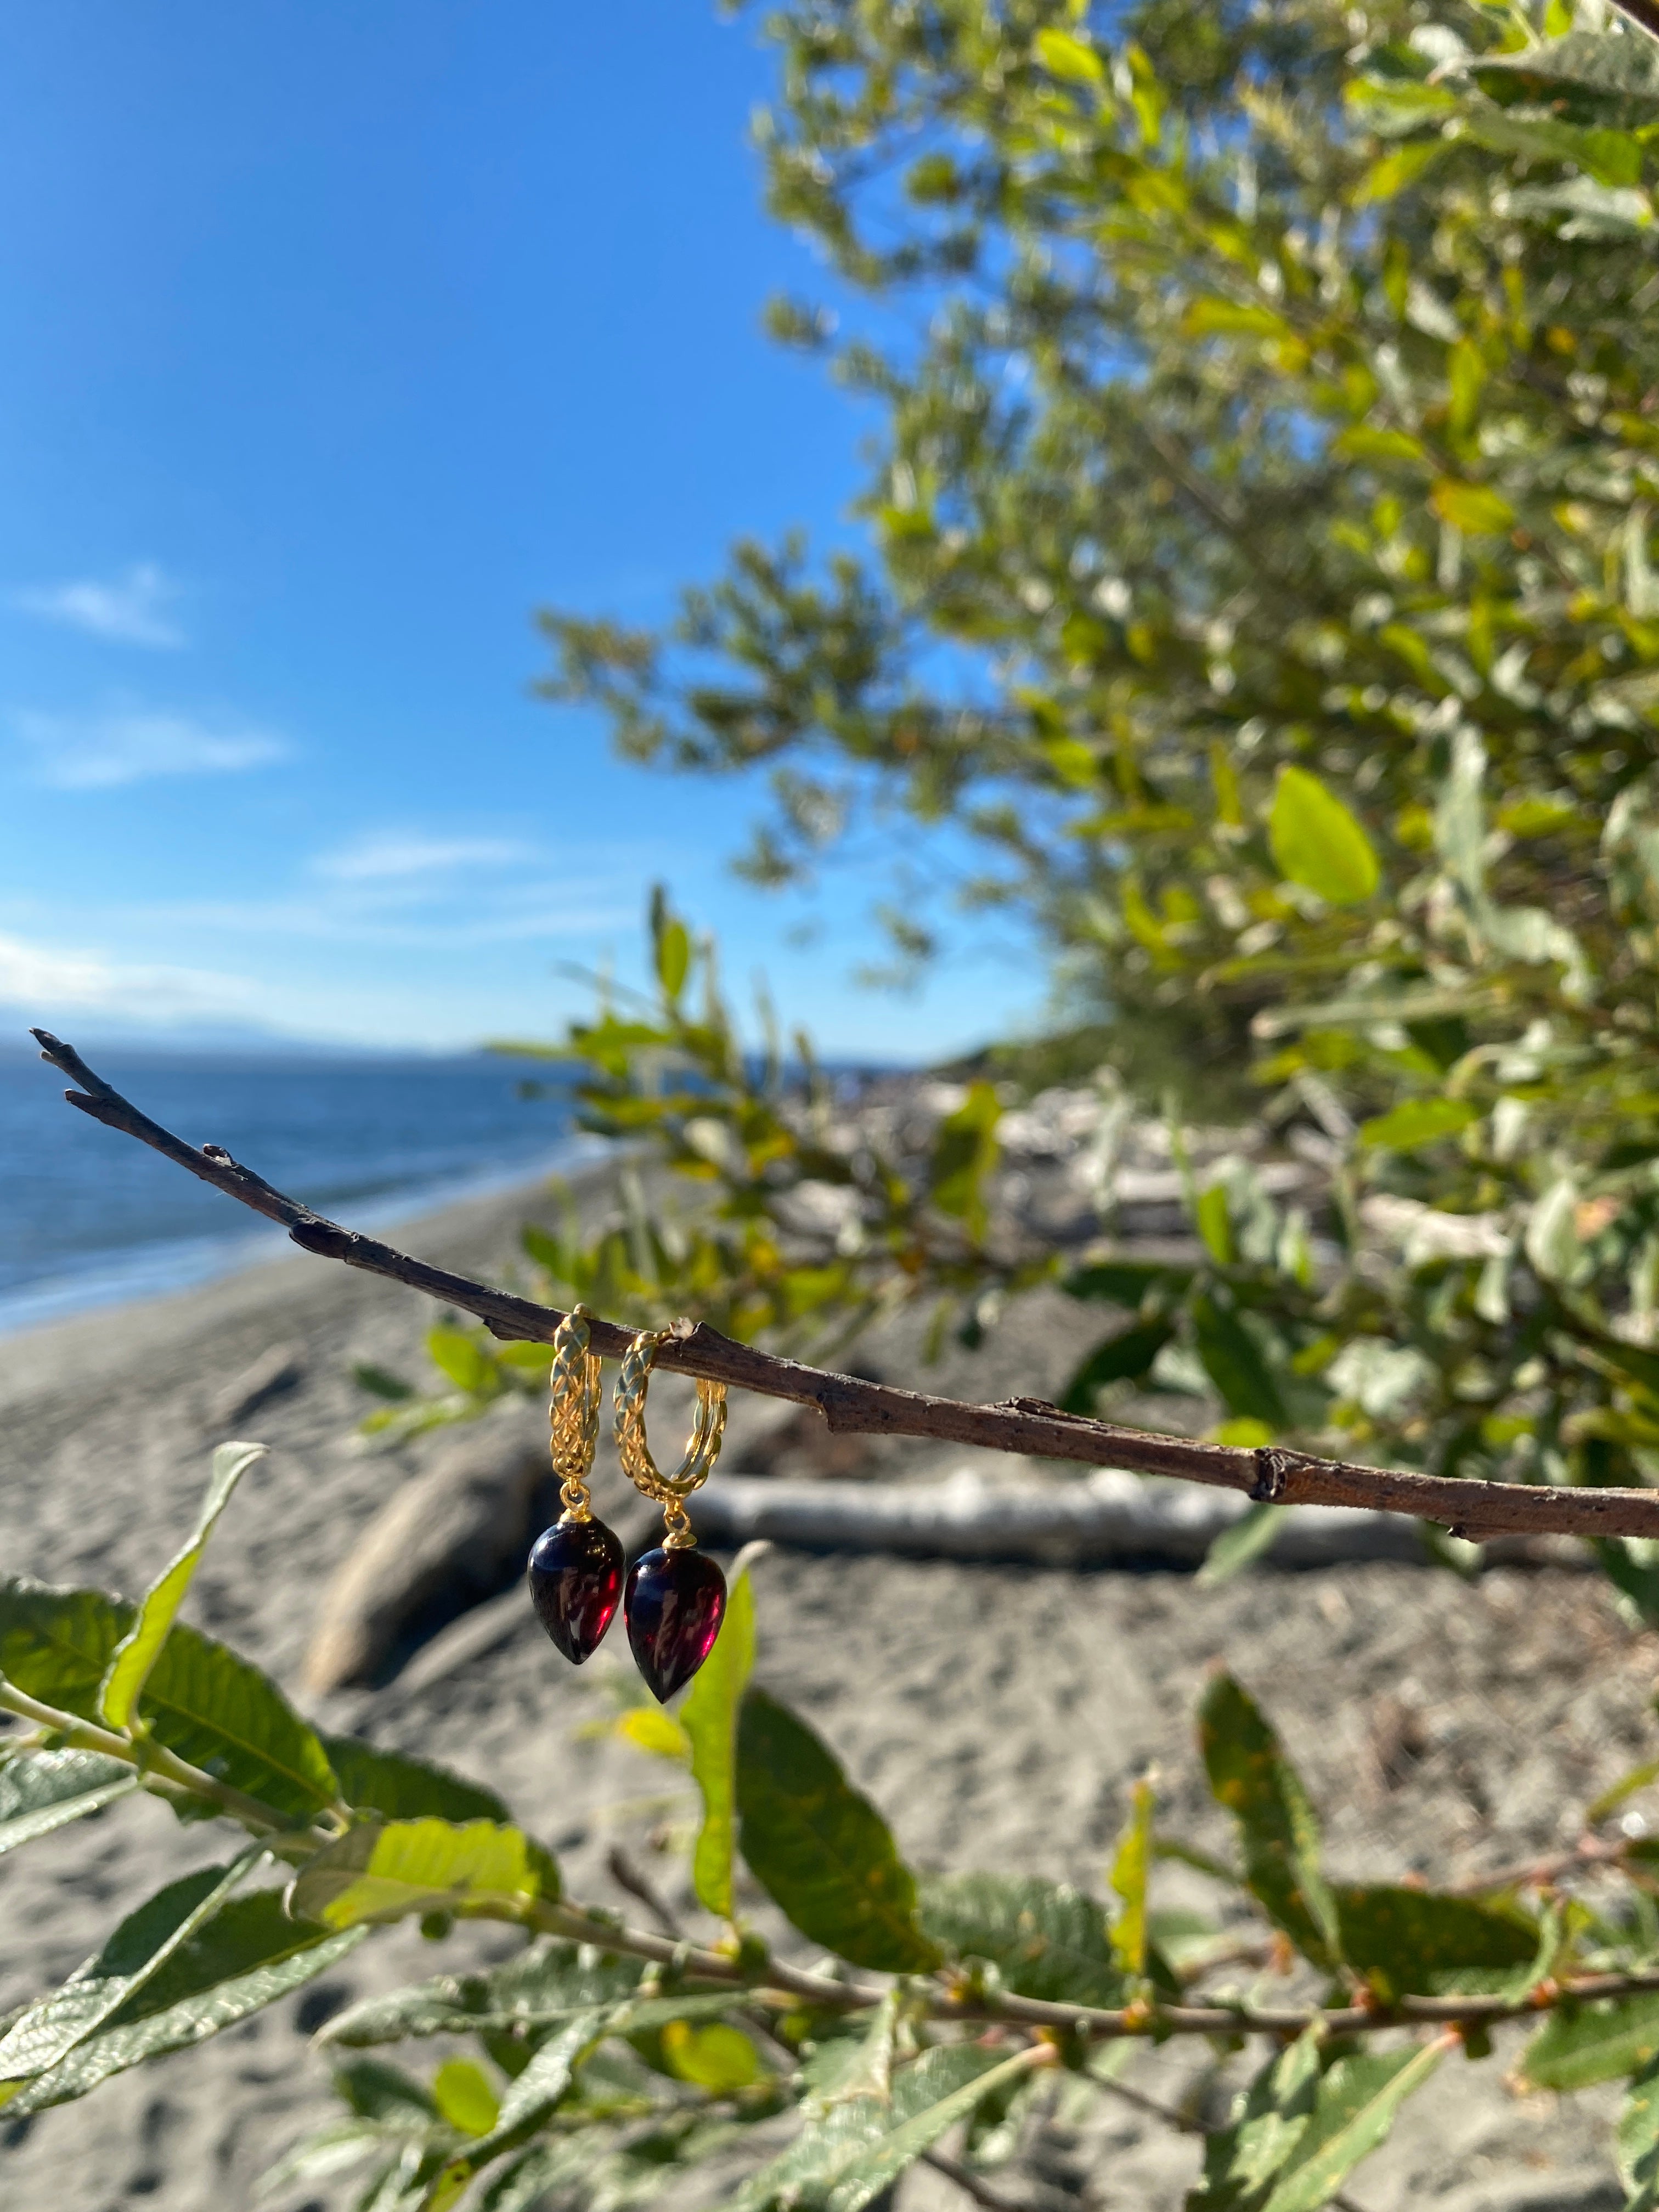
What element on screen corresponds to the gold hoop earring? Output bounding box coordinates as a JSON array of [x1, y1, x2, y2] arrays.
[[614, 1327, 727, 1701], [526, 1305, 624, 1666]]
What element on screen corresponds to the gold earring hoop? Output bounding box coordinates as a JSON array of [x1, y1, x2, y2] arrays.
[[526, 1304, 625, 1667], [615, 1325, 730, 1702], [548, 1301, 603, 1520], [613, 1327, 727, 1549]]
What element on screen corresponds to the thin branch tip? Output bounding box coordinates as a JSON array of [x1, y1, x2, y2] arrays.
[[33, 1032, 1659, 1545]]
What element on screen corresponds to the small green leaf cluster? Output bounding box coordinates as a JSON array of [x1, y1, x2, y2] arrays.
[[13, 1447, 1659, 2205]]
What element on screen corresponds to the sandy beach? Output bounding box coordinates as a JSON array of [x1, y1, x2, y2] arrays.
[[2, 1167, 1655, 2209]]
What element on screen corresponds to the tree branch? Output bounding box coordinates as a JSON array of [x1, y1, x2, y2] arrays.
[[31, 1028, 1659, 1543]]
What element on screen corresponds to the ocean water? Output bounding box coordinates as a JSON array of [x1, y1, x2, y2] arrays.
[[0, 1046, 584, 1335]]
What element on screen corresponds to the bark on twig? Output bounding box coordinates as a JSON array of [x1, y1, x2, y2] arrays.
[[32, 1028, 1659, 1544]]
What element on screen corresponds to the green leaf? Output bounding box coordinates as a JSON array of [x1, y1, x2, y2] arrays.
[[822, 2046, 1041, 2212], [0, 1577, 132, 1719], [0, 1850, 261, 2091], [1588, 1756, 1659, 1826], [0, 1594, 319, 1827], [1191, 1294, 1290, 1430], [1333, 1886, 1537, 2003], [1599, 1540, 1659, 1629], [324, 1735, 512, 1826], [1060, 1316, 1176, 1410], [661, 2018, 764, 2092], [1188, 2030, 1323, 2211], [424, 2010, 616, 2205], [1331, 425, 1429, 467], [680, 1555, 758, 1921], [318, 1940, 644, 2047], [1429, 478, 1514, 535], [930, 1080, 1001, 1239], [1472, 29, 1659, 124], [0, 1747, 137, 1857], [730, 2044, 1024, 2212], [426, 1328, 496, 1395], [1259, 2041, 1443, 2212], [736, 1689, 939, 1973], [650, 882, 692, 1001], [1353, 140, 1447, 205], [431, 2058, 501, 2138], [656, 919, 692, 1002], [1357, 1098, 1476, 1152], [1034, 26, 1104, 87], [142, 1620, 341, 1823], [1197, 1504, 1288, 1589], [918, 1872, 1124, 2006], [1195, 1182, 1234, 1264], [1268, 767, 1379, 906], [101, 1442, 267, 1731], [353, 1362, 415, 1402], [1110, 1779, 1155, 1976], [289, 1818, 554, 1933], [1063, 1260, 1194, 1306], [1198, 1674, 1337, 1970], [1618, 2052, 1659, 2210], [7, 1892, 366, 2113], [1519, 1992, 1659, 2091]]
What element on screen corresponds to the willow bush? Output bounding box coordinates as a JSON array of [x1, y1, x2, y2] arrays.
[[495, 0, 1659, 1598]]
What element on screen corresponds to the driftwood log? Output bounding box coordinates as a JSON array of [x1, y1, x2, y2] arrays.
[[302, 1410, 554, 1692], [690, 1466, 1500, 1571]]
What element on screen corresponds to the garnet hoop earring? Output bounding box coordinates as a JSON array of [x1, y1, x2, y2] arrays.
[[526, 1305, 625, 1664], [614, 1328, 728, 1702]]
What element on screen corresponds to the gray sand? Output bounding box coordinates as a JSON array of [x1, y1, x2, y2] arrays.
[[0, 1175, 1651, 2209]]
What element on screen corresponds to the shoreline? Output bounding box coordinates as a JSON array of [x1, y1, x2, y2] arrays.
[[0, 1157, 616, 1425], [0, 1141, 601, 1345]]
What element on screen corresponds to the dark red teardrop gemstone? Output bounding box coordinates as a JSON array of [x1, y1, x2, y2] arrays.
[[527, 1516, 624, 1664], [624, 1546, 727, 1702]]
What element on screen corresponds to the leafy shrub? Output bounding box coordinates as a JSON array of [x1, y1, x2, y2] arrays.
[[8, 1444, 1659, 2206]]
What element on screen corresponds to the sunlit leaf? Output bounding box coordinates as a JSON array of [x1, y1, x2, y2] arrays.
[[431, 2058, 501, 2138], [1357, 1098, 1476, 1152], [101, 1442, 268, 1731], [681, 1555, 758, 1920], [1034, 26, 1104, 87], [289, 1819, 555, 1933], [1110, 1779, 1155, 1977], [1268, 768, 1379, 906], [1429, 478, 1515, 534], [661, 2019, 764, 2092]]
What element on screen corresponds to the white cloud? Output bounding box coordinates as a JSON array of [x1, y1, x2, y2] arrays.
[[129, 826, 639, 948], [13, 562, 187, 649], [0, 929, 257, 1024], [314, 832, 538, 883], [14, 706, 290, 789]]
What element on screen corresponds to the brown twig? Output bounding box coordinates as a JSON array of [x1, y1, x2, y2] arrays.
[[31, 1026, 1659, 1543]]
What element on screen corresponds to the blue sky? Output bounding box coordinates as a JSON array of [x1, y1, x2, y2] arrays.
[[0, 2, 1036, 1060]]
